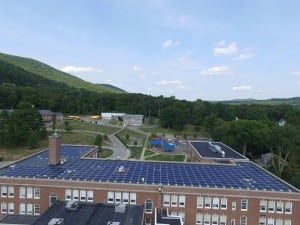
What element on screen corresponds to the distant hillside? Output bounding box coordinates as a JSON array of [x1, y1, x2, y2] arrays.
[[220, 97, 300, 108], [0, 52, 125, 94]]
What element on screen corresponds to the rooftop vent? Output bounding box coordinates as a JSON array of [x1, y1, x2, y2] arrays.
[[208, 142, 225, 157], [107, 221, 120, 225], [48, 218, 64, 225], [65, 200, 79, 211], [115, 204, 126, 213]]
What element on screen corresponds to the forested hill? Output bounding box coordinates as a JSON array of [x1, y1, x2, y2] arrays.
[[219, 97, 300, 108], [0, 52, 125, 93]]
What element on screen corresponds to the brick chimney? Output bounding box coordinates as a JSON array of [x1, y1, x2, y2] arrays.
[[48, 132, 61, 165]]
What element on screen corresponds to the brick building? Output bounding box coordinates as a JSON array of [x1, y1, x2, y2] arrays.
[[0, 135, 299, 225]]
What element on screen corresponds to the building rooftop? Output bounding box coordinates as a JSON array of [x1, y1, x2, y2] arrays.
[[189, 141, 247, 160], [0, 215, 38, 225], [32, 201, 144, 225], [0, 145, 298, 192]]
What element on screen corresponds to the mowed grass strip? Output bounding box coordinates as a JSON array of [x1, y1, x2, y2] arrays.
[[145, 154, 185, 162]]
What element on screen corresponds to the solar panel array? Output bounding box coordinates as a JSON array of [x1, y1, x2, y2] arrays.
[[0, 146, 296, 193], [190, 141, 247, 159]]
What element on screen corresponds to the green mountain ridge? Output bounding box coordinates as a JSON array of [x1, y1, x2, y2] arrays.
[[218, 97, 300, 108], [0, 52, 125, 93]]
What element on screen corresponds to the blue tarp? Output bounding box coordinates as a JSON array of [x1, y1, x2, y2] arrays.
[[163, 140, 175, 151], [150, 138, 161, 147]]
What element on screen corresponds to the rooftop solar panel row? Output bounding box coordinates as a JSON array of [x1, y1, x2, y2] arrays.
[[0, 145, 296, 193]]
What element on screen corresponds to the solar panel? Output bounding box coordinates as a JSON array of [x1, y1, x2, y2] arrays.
[[0, 145, 297, 193]]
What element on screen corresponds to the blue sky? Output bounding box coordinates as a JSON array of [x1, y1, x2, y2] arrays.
[[1, 0, 300, 101]]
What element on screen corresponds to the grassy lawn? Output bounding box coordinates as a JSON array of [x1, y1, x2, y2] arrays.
[[144, 149, 157, 157], [98, 148, 113, 158], [116, 128, 146, 146], [59, 131, 95, 145], [129, 146, 143, 159], [56, 120, 120, 134], [145, 154, 185, 162]]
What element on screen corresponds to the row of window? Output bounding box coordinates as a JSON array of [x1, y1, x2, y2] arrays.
[[260, 200, 292, 214], [259, 217, 291, 225], [196, 213, 227, 225], [107, 192, 136, 205], [0, 186, 40, 199], [1, 202, 40, 215], [197, 196, 228, 210], [163, 194, 185, 207], [65, 189, 94, 202]]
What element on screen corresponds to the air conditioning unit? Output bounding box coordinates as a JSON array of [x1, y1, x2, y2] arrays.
[[48, 218, 64, 225], [65, 200, 79, 211]]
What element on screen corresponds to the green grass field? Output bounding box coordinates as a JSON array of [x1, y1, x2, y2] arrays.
[[145, 154, 186, 162]]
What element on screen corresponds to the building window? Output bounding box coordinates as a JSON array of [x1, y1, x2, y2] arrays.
[[115, 192, 121, 203], [241, 199, 248, 211], [276, 219, 283, 225], [27, 204, 33, 215], [204, 213, 211, 225], [19, 203, 26, 215], [130, 193, 136, 204], [259, 216, 266, 225], [108, 192, 114, 203], [65, 189, 72, 200], [197, 196, 204, 208], [122, 192, 129, 204], [284, 219, 291, 225], [212, 214, 218, 225], [220, 198, 227, 210], [20, 187, 26, 198], [267, 218, 274, 225], [145, 217, 151, 225], [285, 202, 292, 214], [212, 197, 219, 209], [276, 201, 283, 213], [196, 213, 203, 225], [73, 190, 79, 201], [260, 200, 267, 212], [205, 197, 211, 208], [34, 187, 40, 199], [27, 187, 33, 199], [1, 186, 7, 197], [220, 215, 226, 225], [163, 194, 170, 206], [171, 195, 178, 207], [231, 219, 235, 225], [34, 204, 40, 215], [87, 191, 94, 202], [80, 190, 86, 202], [240, 216, 247, 225], [8, 203, 14, 214], [179, 195, 185, 207], [268, 200, 275, 213], [178, 212, 185, 222], [8, 186, 14, 198], [232, 201, 236, 211], [145, 199, 153, 213], [1, 202, 7, 213]]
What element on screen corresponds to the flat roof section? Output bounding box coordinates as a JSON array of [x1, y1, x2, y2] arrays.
[[189, 141, 247, 160], [32, 201, 144, 225], [0, 146, 297, 192]]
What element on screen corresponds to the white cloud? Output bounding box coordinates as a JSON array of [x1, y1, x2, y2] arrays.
[[61, 65, 102, 74], [156, 80, 183, 85], [233, 53, 253, 61], [132, 65, 142, 72], [201, 65, 232, 75], [162, 39, 181, 48], [213, 42, 238, 56], [232, 86, 252, 91], [291, 71, 300, 76]]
